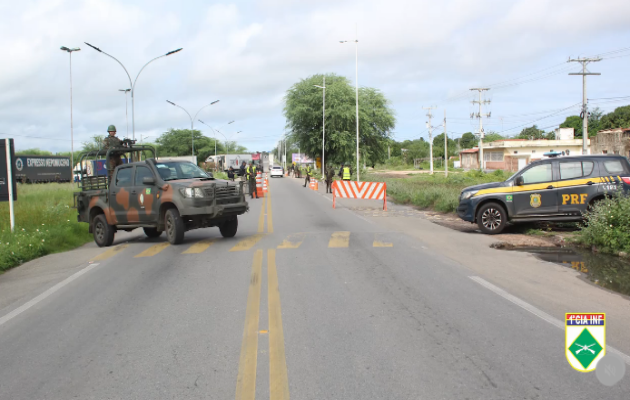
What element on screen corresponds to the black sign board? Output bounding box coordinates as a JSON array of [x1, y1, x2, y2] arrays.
[[0, 139, 17, 202]]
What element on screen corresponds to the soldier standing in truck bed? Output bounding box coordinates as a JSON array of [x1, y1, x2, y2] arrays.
[[102, 125, 123, 183]]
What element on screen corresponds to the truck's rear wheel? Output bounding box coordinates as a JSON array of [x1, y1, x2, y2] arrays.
[[143, 227, 163, 238], [93, 214, 115, 247], [220, 217, 238, 238], [165, 208, 185, 244]]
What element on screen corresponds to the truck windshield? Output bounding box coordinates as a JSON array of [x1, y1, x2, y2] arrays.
[[155, 162, 211, 181]]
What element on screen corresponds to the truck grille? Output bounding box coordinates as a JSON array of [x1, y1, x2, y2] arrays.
[[204, 185, 238, 201]]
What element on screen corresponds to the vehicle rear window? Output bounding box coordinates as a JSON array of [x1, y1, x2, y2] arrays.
[[115, 168, 133, 187], [603, 160, 626, 174], [521, 163, 552, 184], [559, 161, 594, 180]]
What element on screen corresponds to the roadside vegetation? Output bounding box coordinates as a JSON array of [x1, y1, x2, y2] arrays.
[[577, 192, 630, 255], [364, 169, 510, 213], [0, 183, 91, 272]]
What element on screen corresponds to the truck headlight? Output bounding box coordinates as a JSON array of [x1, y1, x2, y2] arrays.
[[460, 190, 478, 201], [179, 188, 205, 198]]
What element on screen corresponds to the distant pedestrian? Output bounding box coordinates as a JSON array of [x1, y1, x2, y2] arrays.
[[339, 163, 352, 181], [325, 165, 335, 193], [246, 162, 258, 199], [303, 164, 312, 187], [228, 166, 235, 181]]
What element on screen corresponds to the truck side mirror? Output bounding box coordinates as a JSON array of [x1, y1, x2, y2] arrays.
[[515, 176, 524, 186], [143, 176, 155, 185]]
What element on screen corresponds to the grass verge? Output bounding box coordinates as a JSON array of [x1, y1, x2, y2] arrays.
[[0, 183, 92, 272], [364, 169, 511, 213]]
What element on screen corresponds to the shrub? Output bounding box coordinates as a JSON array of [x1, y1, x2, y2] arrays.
[[577, 192, 630, 254]]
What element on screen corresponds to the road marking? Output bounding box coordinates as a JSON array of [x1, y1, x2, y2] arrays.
[[328, 231, 350, 248], [134, 242, 170, 258], [267, 189, 274, 234], [373, 233, 393, 247], [230, 234, 266, 252], [0, 263, 100, 328], [277, 233, 305, 249], [258, 197, 266, 233], [91, 244, 128, 261], [268, 249, 290, 400], [469, 276, 630, 366], [235, 250, 263, 400], [182, 238, 217, 254]]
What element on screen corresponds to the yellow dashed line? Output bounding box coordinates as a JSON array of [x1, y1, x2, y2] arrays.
[[134, 242, 170, 258], [328, 231, 350, 248], [182, 238, 217, 254], [277, 233, 305, 249], [230, 234, 266, 252], [91, 244, 128, 261]]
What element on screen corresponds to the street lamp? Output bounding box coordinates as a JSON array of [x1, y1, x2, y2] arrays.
[[119, 89, 131, 137], [85, 42, 183, 140], [340, 38, 360, 182], [166, 100, 220, 158], [314, 77, 326, 176], [198, 120, 234, 170], [60, 46, 80, 182]]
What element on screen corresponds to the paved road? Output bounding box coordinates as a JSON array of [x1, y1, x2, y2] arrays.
[[1, 176, 629, 399]]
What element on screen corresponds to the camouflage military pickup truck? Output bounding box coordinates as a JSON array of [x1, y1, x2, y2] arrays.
[[74, 145, 248, 247]]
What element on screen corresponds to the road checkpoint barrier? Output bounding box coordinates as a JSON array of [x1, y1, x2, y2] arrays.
[[332, 180, 387, 210], [256, 171, 263, 197], [309, 177, 315, 190], [263, 177, 268, 194]]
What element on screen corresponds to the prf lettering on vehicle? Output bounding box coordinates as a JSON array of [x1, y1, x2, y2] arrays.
[[565, 313, 605, 372], [561, 194, 588, 205]]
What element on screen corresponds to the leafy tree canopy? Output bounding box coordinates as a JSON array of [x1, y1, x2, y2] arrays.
[[284, 73, 395, 166], [599, 105, 630, 131], [459, 132, 477, 149], [483, 132, 506, 143]]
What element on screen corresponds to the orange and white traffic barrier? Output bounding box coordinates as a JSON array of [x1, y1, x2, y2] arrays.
[[263, 178, 268, 194], [309, 178, 315, 190], [256, 172, 263, 197], [332, 181, 387, 210]]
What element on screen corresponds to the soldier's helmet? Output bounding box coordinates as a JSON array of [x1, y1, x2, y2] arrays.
[[107, 125, 117, 132]]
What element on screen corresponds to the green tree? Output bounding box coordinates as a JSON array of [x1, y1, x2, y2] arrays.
[[560, 115, 583, 137], [483, 132, 505, 143], [284, 73, 395, 166], [516, 125, 546, 140], [432, 133, 458, 159], [459, 132, 477, 149], [81, 135, 105, 153], [156, 129, 227, 164], [599, 105, 630, 131]]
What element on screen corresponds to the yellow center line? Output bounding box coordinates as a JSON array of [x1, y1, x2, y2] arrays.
[[258, 196, 266, 233], [328, 231, 350, 248], [268, 249, 290, 400], [235, 249, 263, 400], [267, 188, 274, 234], [134, 242, 170, 258], [182, 238, 217, 254], [91, 243, 128, 261]]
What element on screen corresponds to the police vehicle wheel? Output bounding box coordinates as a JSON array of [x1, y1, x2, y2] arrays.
[[220, 217, 238, 238], [143, 227, 162, 238], [93, 214, 115, 247], [165, 208, 185, 244], [476, 202, 507, 234]]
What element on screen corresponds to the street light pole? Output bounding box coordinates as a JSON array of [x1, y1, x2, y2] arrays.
[[166, 100, 220, 158], [85, 43, 183, 141], [340, 37, 360, 181], [119, 89, 131, 137], [314, 77, 326, 176], [60, 46, 80, 181], [198, 120, 234, 170]]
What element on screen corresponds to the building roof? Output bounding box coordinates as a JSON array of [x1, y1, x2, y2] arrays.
[[485, 138, 588, 149], [460, 148, 479, 154], [596, 128, 630, 134]]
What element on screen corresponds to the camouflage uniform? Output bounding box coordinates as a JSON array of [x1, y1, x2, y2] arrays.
[[325, 166, 335, 193], [103, 134, 123, 183], [247, 165, 258, 199]]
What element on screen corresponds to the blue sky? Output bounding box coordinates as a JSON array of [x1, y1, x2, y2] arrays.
[[1, 0, 629, 154]]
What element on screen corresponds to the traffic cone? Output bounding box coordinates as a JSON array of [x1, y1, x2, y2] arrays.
[[263, 178, 268, 194], [256, 172, 263, 197]]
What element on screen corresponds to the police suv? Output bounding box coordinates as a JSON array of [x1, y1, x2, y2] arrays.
[[457, 155, 630, 234]]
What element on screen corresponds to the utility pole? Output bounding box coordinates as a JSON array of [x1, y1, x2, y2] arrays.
[[470, 88, 490, 170], [423, 106, 437, 174], [568, 57, 601, 154], [444, 110, 448, 178]]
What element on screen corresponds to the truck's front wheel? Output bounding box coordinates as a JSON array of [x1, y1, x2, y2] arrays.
[[165, 208, 185, 244], [220, 217, 238, 238], [93, 214, 115, 247]]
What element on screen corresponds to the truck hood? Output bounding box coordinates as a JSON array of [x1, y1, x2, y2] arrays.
[[461, 181, 510, 193], [165, 178, 238, 188]]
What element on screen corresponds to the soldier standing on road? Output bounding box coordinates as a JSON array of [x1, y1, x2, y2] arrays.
[[102, 125, 123, 184], [339, 163, 352, 181], [246, 162, 258, 199], [303, 164, 312, 187], [325, 164, 335, 193]]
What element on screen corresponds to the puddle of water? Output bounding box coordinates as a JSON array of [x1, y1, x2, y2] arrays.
[[506, 247, 630, 297]]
